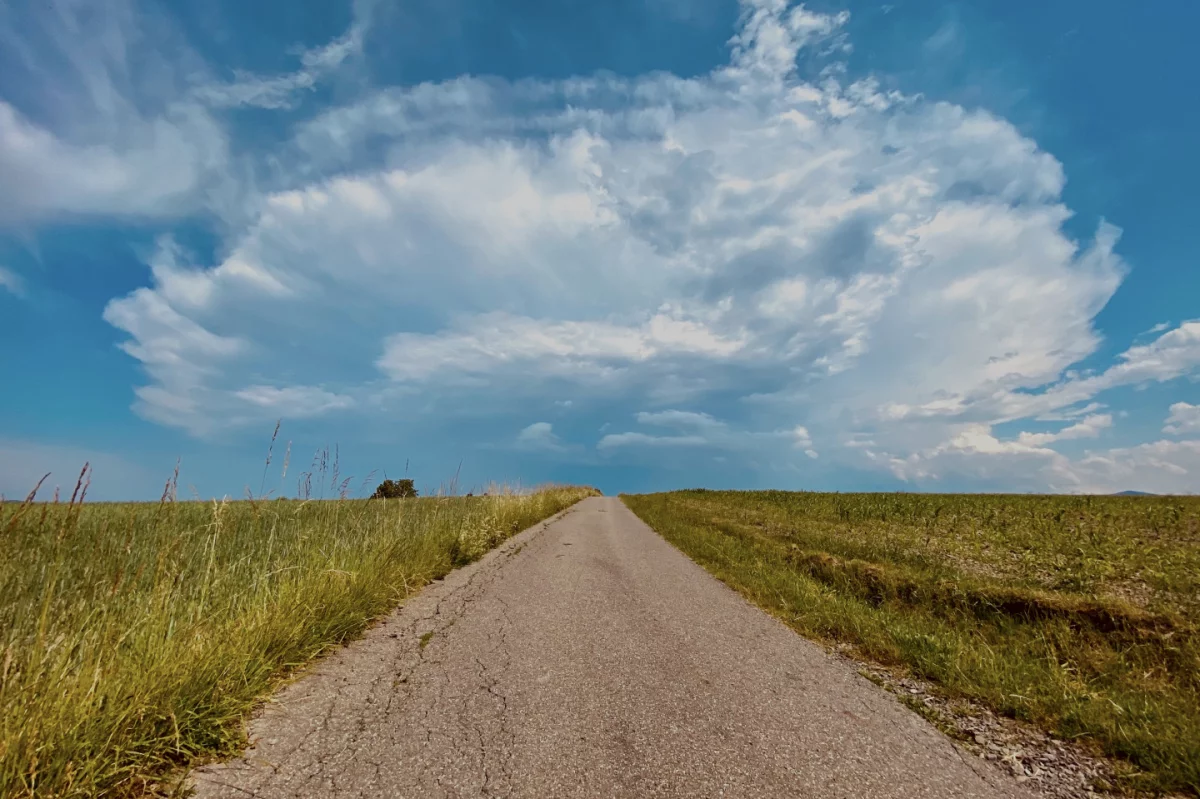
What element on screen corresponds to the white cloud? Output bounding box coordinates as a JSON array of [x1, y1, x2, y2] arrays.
[[1016, 413, 1112, 446], [191, 72, 320, 111], [598, 409, 806, 459], [234, 385, 355, 417], [190, 1, 373, 110], [515, 422, 565, 452], [0, 266, 23, 296], [869, 424, 1080, 489], [1165, 402, 1200, 436], [1057, 321, 1200, 402], [41, 0, 1195, 491], [635, 410, 726, 429], [377, 311, 744, 385], [876, 319, 1200, 427], [599, 410, 721, 451], [0, 97, 227, 225], [598, 432, 709, 450], [792, 425, 820, 457], [923, 20, 962, 56], [0, 0, 378, 226], [102, 286, 245, 433], [1035, 402, 1104, 422], [725, 1, 849, 85], [863, 418, 1198, 495], [1070, 440, 1200, 495], [792, 425, 813, 448], [0, 0, 230, 225]]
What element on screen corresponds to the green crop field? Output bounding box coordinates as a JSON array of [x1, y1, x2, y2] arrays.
[[622, 490, 1200, 796], [0, 477, 596, 798]]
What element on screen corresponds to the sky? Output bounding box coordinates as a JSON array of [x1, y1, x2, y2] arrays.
[[1, 0, 1198, 500]]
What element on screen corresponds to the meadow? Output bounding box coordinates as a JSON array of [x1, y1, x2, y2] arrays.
[[622, 490, 1200, 796], [0, 467, 596, 798]]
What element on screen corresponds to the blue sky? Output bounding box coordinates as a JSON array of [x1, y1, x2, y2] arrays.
[[2, 0, 1198, 500]]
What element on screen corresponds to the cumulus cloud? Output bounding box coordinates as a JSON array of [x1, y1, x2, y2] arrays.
[[515, 422, 565, 452], [879, 320, 1200, 427], [863, 414, 1198, 495], [1016, 414, 1112, 447], [598, 409, 802, 460], [791, 426, 820, 459], [792, 425, 813, 448], [1069, 440, 1200, 496], [69, 0, 1200, 491], [378, 311, 745, 384], [598, 431, 709, 450], [1165, 402, 1200, 436], [635, 410, 726, 429], [599, 410, 720, 451], [869, 423, 1094, 492]]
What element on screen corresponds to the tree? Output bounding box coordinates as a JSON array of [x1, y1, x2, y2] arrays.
[[370, 478, 418, 499]]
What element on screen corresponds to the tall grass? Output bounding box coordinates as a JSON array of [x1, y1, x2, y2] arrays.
[[623, 490, 1200, 796], [0, 466, 596, 798]]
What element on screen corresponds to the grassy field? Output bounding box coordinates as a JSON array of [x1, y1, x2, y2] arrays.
[[0, 475, 597, 798], [622, 490, 1200, 796]]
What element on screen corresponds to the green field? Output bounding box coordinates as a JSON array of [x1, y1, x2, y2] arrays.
[[622, 490, 1200, 796], [0, 482, 596, 798]]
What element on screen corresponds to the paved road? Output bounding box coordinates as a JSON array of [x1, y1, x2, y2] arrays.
[[192, 496, 1029, 798]]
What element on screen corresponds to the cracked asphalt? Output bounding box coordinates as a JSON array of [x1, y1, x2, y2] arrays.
[[190, 496, 1032, 798]]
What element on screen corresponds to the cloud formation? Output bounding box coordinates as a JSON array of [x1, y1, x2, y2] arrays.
[[1165, 403, 1200, 436], [0, 0, 229, 225], [515, 422, 566, 452], [0, 265, 22, 296], [0, 0, 379, 226], [8, 0, 1196, 492]]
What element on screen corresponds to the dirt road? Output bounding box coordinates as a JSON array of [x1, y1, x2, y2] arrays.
[[192, 496, 1029, 798]]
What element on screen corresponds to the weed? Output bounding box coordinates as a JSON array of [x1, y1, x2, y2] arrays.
[[0, 477, 597, 797], [622, 489, 1200, 796]]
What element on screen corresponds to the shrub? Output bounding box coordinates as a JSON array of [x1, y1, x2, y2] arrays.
[[369, 478, 418, 499]]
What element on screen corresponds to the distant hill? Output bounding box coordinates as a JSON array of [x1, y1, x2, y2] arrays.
[[1113, 490, 1155, 496]]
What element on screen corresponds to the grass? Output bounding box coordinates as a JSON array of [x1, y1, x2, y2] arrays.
[[0, 468, 597, 798], [621, 489, 1200, 796]]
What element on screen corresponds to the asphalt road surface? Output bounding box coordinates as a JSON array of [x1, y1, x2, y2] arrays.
[[192, 496, 1030, 798]]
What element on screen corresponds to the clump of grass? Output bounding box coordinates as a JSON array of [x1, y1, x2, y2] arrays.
[[0, 466, 597, 798], [622, 489, 1200, 796]]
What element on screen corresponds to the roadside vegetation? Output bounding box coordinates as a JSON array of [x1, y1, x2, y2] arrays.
[[0, 465, 596, 798], [622, 489, 1200, 796]]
